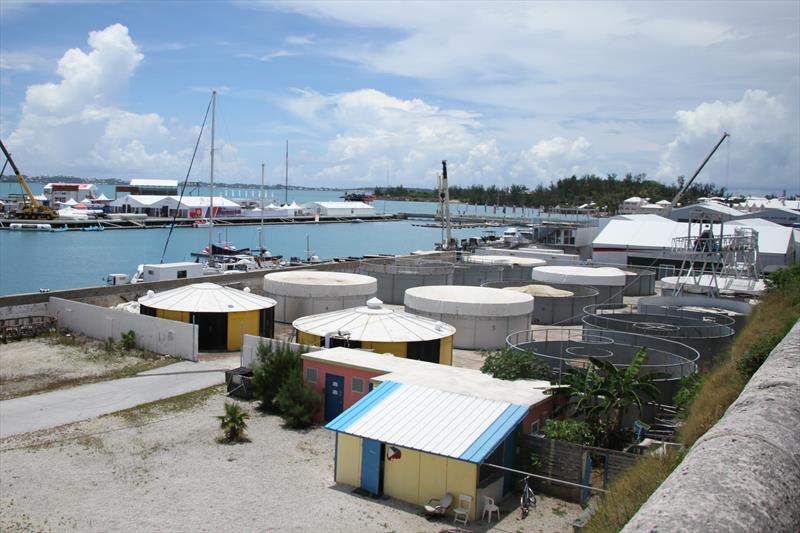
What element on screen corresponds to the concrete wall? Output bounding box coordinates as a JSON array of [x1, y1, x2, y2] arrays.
[[623, 320, 800, 532], [240, 334, 321, 368], [49, 297, 198, 361]]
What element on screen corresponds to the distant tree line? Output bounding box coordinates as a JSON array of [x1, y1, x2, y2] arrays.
[[375, 173, 731, 213]]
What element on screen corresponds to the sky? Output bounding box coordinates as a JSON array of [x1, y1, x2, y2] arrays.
[[0, 1, 798, 195]]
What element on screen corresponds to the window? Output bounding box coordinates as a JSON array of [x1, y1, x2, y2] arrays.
[[147, 269, 155, 275], [352, 377, 365, 393], [305, 367, 318, 384], [177, 270, 187, 279], [529, 420, 541, 435]]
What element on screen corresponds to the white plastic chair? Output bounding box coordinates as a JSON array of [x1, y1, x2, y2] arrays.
[[453, 494, 472, 526], [482, 496, 500, 523]]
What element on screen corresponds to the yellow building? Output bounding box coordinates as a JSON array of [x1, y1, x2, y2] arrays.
[[138, 282, 276, 351], [292, 297, 455, 365], [327, 380, 531, 523]]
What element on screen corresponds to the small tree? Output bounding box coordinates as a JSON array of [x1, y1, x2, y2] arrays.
[[251, 341, 302, 412], [216, 401, 250, 443], [481, 347, 552, 381], [541, 419, 596, 446], [119, 330, 136, 351], [276, 368, 321, 429]]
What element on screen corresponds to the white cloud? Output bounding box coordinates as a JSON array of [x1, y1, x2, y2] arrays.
[[238, 50, 299, 62], [657, 89, 800, 193], [5, 24, 248, 180], [285, 34, 314, 46]]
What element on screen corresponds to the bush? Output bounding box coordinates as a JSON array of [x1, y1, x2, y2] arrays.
[[764, 262, 800, 292], [541, 419, 596, 446], [276, 368, 321, 429], [735, 331, 786, 379], [481, 347, 552, 381], [673, 374, 703, 418], [251, 342, 302, 412], [119, 330, 136, 351], [216, 401, 250, 443]]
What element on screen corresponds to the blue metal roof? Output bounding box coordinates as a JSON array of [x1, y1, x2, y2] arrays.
[[325, 381, 528, 464]]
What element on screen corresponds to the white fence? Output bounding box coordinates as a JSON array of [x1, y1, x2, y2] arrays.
[[49, 297, 198, 361], [240, 334, 321, 368]]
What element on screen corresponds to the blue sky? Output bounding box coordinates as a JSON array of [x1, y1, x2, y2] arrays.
[[1, 1, 798, 194]]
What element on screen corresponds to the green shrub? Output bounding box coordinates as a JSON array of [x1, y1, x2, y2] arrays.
[[481, 347, 552, 381], [276, 368, 321, 429], [735, 330, 787, 379], [216, 401, 250, 443], [119, 330, 136, 351], [251, 341, 303, 412], [541, 419, 596, 446], [673, 374, 703, 418], [764, 262, 800, 292]]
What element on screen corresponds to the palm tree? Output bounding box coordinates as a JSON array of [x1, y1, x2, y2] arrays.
[[217, 401, 250, 443]]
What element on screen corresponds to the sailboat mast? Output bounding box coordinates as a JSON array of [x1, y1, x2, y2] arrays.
[[284, 140, 289, 205], [208, 90, 216, 255], [259, 162, 265, 254]]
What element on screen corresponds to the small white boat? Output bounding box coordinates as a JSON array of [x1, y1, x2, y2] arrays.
[[193, 218, 212, 228], [9, 223, 52, 231]]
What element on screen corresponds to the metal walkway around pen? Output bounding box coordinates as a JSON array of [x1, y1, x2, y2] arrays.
[[0, 357, 238, 439]]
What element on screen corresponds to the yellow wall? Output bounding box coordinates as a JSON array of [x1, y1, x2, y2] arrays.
[[445, 458, 478, 520], [156, 309, 190, 322], [439, 335, 454, 365], [383, 446, 420, 504], [335, 433, 362, 487], [296, 330, 319, 346], [227, 311, 259, 351], [418, 453, 448, 506]]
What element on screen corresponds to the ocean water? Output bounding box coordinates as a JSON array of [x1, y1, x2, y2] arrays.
[[0, 182, 548, 296]]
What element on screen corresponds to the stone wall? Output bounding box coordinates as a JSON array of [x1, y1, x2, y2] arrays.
[[623, 320, 800, 532]]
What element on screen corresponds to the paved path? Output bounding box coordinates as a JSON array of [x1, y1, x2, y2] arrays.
[[0, 357, 238, 439]]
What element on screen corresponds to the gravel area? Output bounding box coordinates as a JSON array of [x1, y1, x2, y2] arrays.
[[0, 389, 581, 532], [0, 336, 175, 400]]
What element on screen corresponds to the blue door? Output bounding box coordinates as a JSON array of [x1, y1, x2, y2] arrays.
[[324, 374, 345, 422], [360, 438, 383, 495]]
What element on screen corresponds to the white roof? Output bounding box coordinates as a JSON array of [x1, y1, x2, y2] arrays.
[[95, 193, 111, 201], [138, 282, 276, 313], [672, 202, 744, 217], [464, 255, 546, 267], [109, 195, 169, 207], [176, 196, 241, 208], [328, 381, 529, 463], [263, 271, 377, 297], [130, 179, 178, 187], [404, 285, 534, 316], [293, 298, 455, 342], [303, 347, 552, 405], [624, 196, 643, 203], [109, 195, 240, 209], [594, 217, 793, 255], [656, 200, 672, 206], [532, 265, 627, 286], [306, 201, 374, 210]]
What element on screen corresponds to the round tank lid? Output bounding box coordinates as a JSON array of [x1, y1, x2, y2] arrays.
[[366, 297, 383, 309], [244, 287, 251, 293]]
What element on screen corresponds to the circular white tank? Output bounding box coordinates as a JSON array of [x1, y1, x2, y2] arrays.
[[532, 266, 626, 306], [404, 285, 534, 350], [263, 270, 378, 323], [465, 255, 546, 282]]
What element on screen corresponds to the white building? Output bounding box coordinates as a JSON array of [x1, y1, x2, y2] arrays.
[[109, 195, 241, 217], [733, 207, 800, 227], [303, 201, 375, 217], [667, 202, 745, 223], [618, 197, 670, 215], [43, 183, 97, 204]]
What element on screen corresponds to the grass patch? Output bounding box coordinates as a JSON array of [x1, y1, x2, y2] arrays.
[[584, 450, 684, 533], [584, 266, 800, 532], [113, 384, 223, 425]]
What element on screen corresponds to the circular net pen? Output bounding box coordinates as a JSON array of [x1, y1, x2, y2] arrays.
[[452, 262, 507, 286], [581, 303, 735, 366], [461, 255, 546, 282], [506, 328, 699, 407], [637, 295, 751, 334], [357, 258, 454, 305], [481, 281, 599, 326]]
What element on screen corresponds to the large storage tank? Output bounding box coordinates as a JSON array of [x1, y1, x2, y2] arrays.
[[357, 258, 454, 304], [138, 282, 276, 351], [452, 262, 506, 286], [404, 285, 533, 350], [532, 265, 626, 307], [263, 270, 377, 323], [620, 267, 657, 296], [464, 255, 546, 282], [482, 281, 599, 326], [293, 298, 455, 364]]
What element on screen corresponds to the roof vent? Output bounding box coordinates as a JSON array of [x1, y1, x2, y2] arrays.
[[147, 290, 155, 297], [366, 297, 383, 309], [243, 287, 251, 293]]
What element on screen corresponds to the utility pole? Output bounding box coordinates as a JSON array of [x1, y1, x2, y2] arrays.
[[284, 140, 289, 205]]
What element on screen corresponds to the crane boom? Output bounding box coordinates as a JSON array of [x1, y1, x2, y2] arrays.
[[0, 139, 40, 209], [668, 132, 729, 212]]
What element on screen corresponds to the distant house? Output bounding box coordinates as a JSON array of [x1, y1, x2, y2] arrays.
[[303, 201, 375, 217], [733, 206, 800, 227], [618, 197, 669, 215], [43, 183, 97, 204], [667, 202, 744, 223]]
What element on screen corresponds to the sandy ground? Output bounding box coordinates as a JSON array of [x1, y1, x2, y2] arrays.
[[0, 337, 175, 400], [0, 390, 581, 533]]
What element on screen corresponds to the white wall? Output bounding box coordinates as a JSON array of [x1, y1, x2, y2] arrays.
[[49, 297, 198, 361], [240, 334, 322, 368]]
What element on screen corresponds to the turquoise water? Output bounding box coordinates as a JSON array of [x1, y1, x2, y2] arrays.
[[0, 182, 546, 296]]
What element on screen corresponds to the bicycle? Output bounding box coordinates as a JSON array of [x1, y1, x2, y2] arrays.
[[520, 475, 536, 518]]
